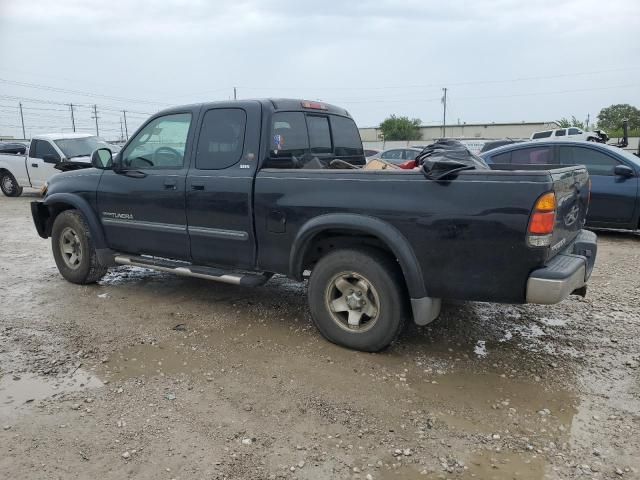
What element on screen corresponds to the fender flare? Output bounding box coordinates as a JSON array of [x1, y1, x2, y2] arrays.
[[42, 193, 107, 249], [289, 213, 428, 299]]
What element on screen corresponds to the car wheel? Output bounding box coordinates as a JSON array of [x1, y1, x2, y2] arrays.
[[51, 210, 108, 284], [308, 248, 406, 352], [0, 171, 23, 197]]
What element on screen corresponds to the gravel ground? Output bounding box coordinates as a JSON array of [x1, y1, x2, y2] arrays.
[[0, 192, 639, 480]]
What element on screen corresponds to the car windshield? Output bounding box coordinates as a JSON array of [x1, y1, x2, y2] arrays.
[[54, 136, 110, 159]]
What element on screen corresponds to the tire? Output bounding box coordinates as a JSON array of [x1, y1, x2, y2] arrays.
[[51, 210, 108, 284], [0, 171, 23, 197], [308, 248, 406, 352]]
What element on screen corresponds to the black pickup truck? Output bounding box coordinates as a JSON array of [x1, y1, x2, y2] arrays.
[[31, 99, 597, 351]]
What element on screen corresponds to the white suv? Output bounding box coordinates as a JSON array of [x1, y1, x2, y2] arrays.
[[530, 127, 605, 142]]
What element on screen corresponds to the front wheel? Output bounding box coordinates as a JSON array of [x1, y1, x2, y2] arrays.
[[308, 248, 406, 352], [51, 210, 108, 284], [0, 171, 23, 197]]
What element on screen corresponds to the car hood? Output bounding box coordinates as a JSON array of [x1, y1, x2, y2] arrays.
[[55, 155, 92, 172]]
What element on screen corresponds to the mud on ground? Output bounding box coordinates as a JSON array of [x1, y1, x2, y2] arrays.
[[0, 193, 639, 480]]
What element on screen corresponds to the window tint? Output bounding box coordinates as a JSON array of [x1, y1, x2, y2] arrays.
[[490, 151, 511, 163], [558, 146, 619, 176], [122, 113, 191, 169], [532, 131, 552, 139], [381, 149, 403, 160], [30, 140, 59, 160], [403, 149, 420, 160], [195, 109, 246, 170], [568, 128, 582, 135], [270, 112, 308, 158], [555, 129, 566, 136], [306, 115, 332, 154], [330, 116, 363, 157], [511, 146, 553, 165]]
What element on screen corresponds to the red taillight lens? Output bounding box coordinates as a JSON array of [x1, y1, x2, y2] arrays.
[[301, 101, 328, 110], [528, 192, 556, 245], [529, 211, 556, 234]]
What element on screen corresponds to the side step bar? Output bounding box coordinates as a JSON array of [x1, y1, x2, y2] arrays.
[[114, 255, 272, 287]]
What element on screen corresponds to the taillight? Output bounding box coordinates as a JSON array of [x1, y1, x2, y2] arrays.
[[528, 192, 556, 247], [301, 100, 328, 110]]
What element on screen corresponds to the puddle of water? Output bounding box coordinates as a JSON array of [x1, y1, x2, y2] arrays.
[[408, 370, 577, 433], [0, 370, 103, 418], [411, 450, 545, 479], [101, 343, 211, 381]]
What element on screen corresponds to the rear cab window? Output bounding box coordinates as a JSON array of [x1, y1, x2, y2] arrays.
[[532, 131, 552, 139], [266, 110, 364, 168]]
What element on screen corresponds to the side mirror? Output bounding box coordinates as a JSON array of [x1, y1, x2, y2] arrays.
[[42, 154, 60, 164], [91, 148, 112, 169], [614, 164, 635, 178]]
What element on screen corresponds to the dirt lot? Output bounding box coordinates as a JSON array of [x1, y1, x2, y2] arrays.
[[0, 192, 639, 480]]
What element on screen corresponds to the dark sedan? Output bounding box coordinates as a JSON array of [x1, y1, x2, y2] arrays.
[[482, 141, 640, 231]]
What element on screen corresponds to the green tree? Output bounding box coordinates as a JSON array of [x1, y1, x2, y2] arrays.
[[556, 116, 585, 129], [596, 104, 640, 131], [379, 115, 422, 141]]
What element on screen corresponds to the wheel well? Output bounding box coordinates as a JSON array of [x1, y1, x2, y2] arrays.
[[43, 202, 75, 237], [300, 229, 410, 295]]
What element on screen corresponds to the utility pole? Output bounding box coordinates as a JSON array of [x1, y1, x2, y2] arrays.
[[586, 113, 590, 130], [18, 102, 26, 139], [122, 110, 129, 140], [233, 87, 237, 100], [92, 104, 99, 136], [69, 103, 76, 132], [441, 88, 448, 137], [120, 117, 124, 141]]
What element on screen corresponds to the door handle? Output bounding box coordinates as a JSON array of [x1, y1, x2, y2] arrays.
[[191, 183, 205, 191], [31, 163, 38, 168], [164, 179, 177, 190]]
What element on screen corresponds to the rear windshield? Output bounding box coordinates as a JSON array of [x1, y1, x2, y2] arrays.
[[532, 131, 552, 139], [267, 112, 364, 168]]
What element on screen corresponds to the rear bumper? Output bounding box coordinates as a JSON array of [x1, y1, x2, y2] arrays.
[[526, 229, 597, 304]]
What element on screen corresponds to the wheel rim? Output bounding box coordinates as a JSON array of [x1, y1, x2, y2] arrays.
[[1, 175, 14, 194], [324, 272, 380, 332], [59, 227, 83, 269]]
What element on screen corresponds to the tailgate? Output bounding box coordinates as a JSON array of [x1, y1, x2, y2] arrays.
[[549, 166, 590, 254]]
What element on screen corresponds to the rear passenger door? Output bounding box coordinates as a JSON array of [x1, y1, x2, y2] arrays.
[[557, 145, 637, 226], [185, 103, 261, 269]]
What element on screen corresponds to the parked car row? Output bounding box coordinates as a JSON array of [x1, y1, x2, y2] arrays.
[[482, 141, 640, 231]]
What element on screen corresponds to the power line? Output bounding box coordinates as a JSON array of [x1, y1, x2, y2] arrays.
[[0, 77, 172, 107]]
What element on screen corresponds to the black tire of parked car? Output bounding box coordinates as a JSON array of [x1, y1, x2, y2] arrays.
[[0, 171, 23, 197], [51, 210, 108, 284], [308, 248, 406, 352]]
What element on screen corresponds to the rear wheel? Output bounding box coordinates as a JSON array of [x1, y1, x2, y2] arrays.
[[0, 171, 23, 197], [51, 210, 108, 284], [308, 248, 406, 352]]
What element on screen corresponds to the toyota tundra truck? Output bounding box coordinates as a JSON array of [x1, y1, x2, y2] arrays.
[[30, 99, 597, 351]]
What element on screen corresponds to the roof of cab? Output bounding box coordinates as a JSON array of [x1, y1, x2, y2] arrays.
[[33, 132, 95, 141], [157, 98, 351, 118]]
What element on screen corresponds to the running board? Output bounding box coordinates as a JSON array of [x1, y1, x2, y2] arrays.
[[114, 255, 272, 287]]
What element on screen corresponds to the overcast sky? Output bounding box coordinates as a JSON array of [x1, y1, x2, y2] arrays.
[[1, 0, 639, 139]]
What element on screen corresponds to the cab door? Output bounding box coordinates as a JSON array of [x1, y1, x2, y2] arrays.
[[557, 145, 638, 226], [185, 102, 261, 269], [28, 139, 61, 187], [97, 111, 196, 260]]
